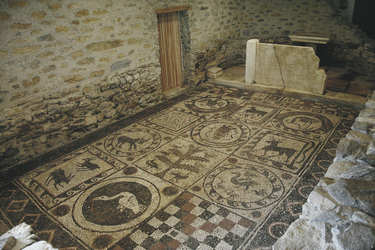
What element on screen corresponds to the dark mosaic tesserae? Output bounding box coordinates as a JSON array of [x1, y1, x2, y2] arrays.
[[0, 83, 359, 249]]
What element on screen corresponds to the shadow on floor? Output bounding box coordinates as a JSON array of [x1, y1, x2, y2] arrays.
[[323, 66, 375, 97]]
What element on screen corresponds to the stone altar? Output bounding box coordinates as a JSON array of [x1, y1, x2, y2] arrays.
[[245, 39, 327, 95]]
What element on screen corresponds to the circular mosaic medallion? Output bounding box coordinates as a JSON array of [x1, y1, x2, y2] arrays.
[[191, 120, 250, 148], [272, 112, 333, 135], [104, 128, 161, 157], [72, 177, 160, 232], [185, 97, 236, 113], [204, 164, 284, 210]]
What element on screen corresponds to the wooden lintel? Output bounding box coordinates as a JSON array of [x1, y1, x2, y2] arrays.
[[155, 5, 191, 14]]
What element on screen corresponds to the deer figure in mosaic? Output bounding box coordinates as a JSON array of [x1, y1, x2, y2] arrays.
[[261, 137, 296, 161]]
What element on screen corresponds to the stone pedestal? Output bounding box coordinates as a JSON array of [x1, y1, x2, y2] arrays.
[[245, 39, 258, 84]]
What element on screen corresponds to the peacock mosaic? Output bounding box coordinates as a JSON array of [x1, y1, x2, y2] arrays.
[[1, 83, 358, 249]]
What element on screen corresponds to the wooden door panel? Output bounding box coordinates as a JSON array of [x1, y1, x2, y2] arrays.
[[157, 12, 183, 92]]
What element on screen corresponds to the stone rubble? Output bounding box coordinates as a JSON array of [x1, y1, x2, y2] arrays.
[[273, 91, 375, 250], [0, 222, 57, 250]]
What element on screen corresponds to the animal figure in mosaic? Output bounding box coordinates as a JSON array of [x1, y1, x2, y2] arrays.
[[244, 106, 267, 118], [214, 124, 235, 139], [45, 168, 74, 190], [93, 191, 145, 214], [230, 172, 260, 191], [116, 135, 148, 150], [261, 137, 296, 160], [290, 116, 319, 130], [170, 171, 189, 182], [200, 98, 224, 109], [204, 124, 237, 141], [146, 160, 159, 170], [76, 158, 100, 171]]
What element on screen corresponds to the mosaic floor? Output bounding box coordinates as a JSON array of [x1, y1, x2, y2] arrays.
[[0, 84, 359, 249]]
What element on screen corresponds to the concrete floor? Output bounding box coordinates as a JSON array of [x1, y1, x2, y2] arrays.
[[0, 83, 359, 249]]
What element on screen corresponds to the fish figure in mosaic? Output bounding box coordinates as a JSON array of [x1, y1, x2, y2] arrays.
[[45, 168, 74, 190], [76, 158, 100, 171]]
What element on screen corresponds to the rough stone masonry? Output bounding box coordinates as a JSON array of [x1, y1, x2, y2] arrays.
[[273, 92, 375, 250]]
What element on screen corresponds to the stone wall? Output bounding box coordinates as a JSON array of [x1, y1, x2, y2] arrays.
[[1, 0, 375, 171], [273, 93, 375, 249], [0, 0, 245, 171], [197, 0, 375, 77], [0, 64, 164, 170]]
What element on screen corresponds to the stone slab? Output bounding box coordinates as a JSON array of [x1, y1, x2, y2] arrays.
[[254, 43, 284, 87], [249, 41, 326, 95], [289, 33, 330, 44]]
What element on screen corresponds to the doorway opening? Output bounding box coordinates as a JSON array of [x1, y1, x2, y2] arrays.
[[156, 6, 191, 92]]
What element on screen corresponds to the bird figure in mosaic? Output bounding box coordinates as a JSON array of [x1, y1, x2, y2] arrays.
[[45, 168, 74, 190], [93, 192, 145, 214], [230, 172, 259, 191], [146, 159, 159, 170]]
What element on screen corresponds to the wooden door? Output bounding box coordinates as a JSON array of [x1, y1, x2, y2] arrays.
[[157, 12, 183, 92]]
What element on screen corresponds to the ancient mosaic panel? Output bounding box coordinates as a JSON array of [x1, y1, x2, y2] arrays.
[[1, 83, 357, 250], [134, 138, 227, 189], [140, 107, 206, 135], [93, 123, 173, 163], [18, 146, 126, 209], [189, 157, 296, 223], [235, 129, 319, 173]]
